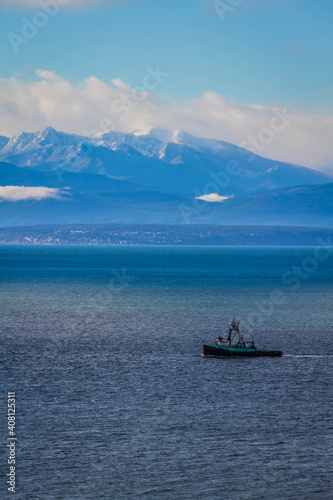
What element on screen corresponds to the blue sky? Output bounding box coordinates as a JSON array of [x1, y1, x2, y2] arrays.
[[1, 0, 332, 111], [0, 0, 332, 168]]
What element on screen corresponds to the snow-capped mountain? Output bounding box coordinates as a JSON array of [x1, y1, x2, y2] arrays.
[[0, 135, 9, 150], [94, 128, 236, 163], [0, 127, 330, 199], [1, 126, 333, 228], [0, 127, 91, 171]]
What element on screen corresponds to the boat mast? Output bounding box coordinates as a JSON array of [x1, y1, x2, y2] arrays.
[[236, 320, 241, 343], [228, 318, 242, 343]]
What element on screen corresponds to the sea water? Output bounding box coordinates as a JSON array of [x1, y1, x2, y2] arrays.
[[0, 245, 332, 499]]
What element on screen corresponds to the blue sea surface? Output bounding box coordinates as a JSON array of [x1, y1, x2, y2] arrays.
[[0, 245, 332, 499]]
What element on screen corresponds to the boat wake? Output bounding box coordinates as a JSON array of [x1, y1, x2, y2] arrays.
[[284, 354, 333, 358]]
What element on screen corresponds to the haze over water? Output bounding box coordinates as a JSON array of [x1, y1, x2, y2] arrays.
[[1, 245, 332, 499]]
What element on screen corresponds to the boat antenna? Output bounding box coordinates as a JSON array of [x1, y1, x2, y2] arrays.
[[236, 319, 241, 343], [228, 318, 242, 343]]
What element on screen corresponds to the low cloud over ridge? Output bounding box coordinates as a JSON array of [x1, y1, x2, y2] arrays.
[[0, 70, 332, 169], [195, 194, 232, 202], [0, 186, 63, 202]]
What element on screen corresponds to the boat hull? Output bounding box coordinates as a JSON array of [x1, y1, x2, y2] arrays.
[[203, 345, 282, 358]]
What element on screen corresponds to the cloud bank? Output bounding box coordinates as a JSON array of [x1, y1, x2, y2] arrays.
[[0, 186, 62, 201], [0, 70, 332, 169]]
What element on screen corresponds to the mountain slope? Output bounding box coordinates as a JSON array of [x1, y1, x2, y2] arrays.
[[0, 162, 139, 192], [0, 128, 332, 228], [0, 128, 330, 198], [201, 182, 333, 226], [0, 181, 332, 228], [0, 135, 9, 150]]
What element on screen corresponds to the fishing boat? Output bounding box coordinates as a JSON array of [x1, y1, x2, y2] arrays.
[[203, 319, 282, 357]]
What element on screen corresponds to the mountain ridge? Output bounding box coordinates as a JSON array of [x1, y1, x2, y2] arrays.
[[0, 127, 332, 228], [0, 127, 330, 197], [0, 178, 332, 228]]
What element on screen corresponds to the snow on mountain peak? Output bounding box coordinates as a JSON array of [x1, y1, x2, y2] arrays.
[[0, 127, 93, 168], [131, 127, 152, 137], [127, 128, 237, 159], [130, 128, 184, 144], [38, 126, 57, 137], [1, 126, 239, 166]]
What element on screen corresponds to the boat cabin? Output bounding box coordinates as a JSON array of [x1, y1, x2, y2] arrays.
[[215, 319, 256, 349]]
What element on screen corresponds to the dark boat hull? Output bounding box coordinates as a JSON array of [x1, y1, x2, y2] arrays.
[[203, 345, 282, 358]]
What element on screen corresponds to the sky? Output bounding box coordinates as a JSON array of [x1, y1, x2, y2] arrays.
[[0, 0, 332, 168]]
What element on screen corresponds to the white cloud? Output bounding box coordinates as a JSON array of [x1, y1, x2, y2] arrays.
[[195, 193, 233, 202], [0, 186, 63, 201], [0, 70, 333, 169]]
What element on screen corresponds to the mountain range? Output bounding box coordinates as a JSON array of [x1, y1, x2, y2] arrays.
[[0, 127, 332, 227]]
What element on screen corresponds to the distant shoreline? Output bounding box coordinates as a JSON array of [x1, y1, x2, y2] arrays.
[[0, 224, 332, 247]]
